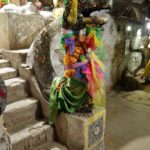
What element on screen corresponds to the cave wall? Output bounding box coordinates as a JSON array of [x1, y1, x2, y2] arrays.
[[102, 14, 143, 91], [102, 14, 125, 91]]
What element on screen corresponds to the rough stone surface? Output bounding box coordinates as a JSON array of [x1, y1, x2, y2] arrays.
[[0, 13, 51, 49], [0, 67, 17, 80], [0, 115, 12, 150], [105, 87, 150, 150], [55, 107, 106, 150], [11, 121, 53, 150], [49, 142, 68, 150], [28, 76, 50, 120], [102, 14, 125, 91], [0, 59, 10, 68], [0, 13, 9, 49], [5, 78, 29, 104], [26, 19, 62, 93], [2, 49, 29, 69], [19, 64, 33, 80], [4, 98, 39, 133]]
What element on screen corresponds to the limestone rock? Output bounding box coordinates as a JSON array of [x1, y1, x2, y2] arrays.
[[4, 98, 39, 133], [0, 67, 17, 80], [5, 78, 29, 103], [0, 13, 51, 49], [26, 19, 62, 94], [11, 121, 53, 150], [0, 115, 12, 150], [0, 59, 10, 68], [2, 49, 29, 69]]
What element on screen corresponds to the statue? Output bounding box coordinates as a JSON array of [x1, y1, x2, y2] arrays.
[[133, 36, 150, 75], [49, 0, 113, 122], [26, 0, 113, 121], [119, 36, 150, 91]]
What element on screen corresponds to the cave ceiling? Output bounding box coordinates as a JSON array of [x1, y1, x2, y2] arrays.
[[111, 0, 150, 19]]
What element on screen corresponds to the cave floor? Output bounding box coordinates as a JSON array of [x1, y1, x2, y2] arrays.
[[105, 84, 150, 150]]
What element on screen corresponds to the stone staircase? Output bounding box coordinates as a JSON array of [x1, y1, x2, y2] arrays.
[[0, 49, 67, 150]]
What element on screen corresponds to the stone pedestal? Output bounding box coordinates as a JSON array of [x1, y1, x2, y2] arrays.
[[0, 13, 52, 49], [55, 107, 106, 150]]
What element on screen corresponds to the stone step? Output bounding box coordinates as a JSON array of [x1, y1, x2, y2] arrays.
[[4, 98, 39, 133], [2, 49, 29, 69], [5, 77, 29, 104], [0, 59, 10, 68], [0, 55, 3, 59], [0, 67, 17, 80], [11, 121, 53, 150]]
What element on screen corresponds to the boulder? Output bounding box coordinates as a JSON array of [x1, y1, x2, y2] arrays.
[[26, 19, 62, 98]]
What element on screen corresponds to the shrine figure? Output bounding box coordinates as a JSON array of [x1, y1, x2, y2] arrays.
[[49, 0, 113, 122], [133, 36, 150, 75]]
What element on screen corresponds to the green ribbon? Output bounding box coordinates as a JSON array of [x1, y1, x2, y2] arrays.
[[49, 77, 89, 123], [64, 0, 69, 6]]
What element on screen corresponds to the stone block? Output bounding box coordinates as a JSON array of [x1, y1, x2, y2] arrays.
[[4, 77, 29, 103], [19, 64, 33, 80], [0, 115, 12, 150], [55, 107, 106, 150], [0, 67, 17, 80], [0, 59, 10, 68], [4, 98, 39, 133], [0, 13, 51, 49], [0, 13, 9, 49], [11, 121, 53, 150], [2, 49, 29, 69]]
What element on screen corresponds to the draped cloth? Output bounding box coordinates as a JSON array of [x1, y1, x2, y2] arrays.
[[49, 77, 89, 123]]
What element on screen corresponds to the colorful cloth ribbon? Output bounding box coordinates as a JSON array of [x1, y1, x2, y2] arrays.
[[85, 27, 102, 50], [65, 37, 75, 55], [83, 52, 106, 106]]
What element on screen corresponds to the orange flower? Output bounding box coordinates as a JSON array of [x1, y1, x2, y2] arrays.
[[64, 55, 71, 66], [64, 69, 76, 78], [73, 52, 80, 59], [75, 47, 82, 54], [70, 56, 77, 64]]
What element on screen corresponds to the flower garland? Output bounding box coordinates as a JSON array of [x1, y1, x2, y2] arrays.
[[61, 27, 106, 106]]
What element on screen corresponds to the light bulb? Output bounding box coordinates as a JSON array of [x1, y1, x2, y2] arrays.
[[126, 25, 132, 32], [146, 22, 150, 30]]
